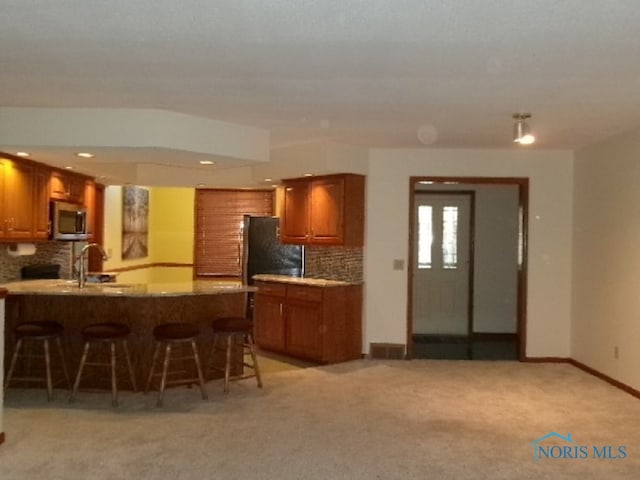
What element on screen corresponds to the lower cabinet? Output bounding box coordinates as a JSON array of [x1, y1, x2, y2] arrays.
[[253, 280, 362, 363]]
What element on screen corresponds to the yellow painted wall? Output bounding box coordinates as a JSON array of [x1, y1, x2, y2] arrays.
[[102, 186, 195, 283]]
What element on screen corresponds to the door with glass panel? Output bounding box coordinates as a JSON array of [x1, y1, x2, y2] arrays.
[[412, 193, 472, 335]]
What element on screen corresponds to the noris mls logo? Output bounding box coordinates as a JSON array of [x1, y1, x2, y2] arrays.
[[532, 432, 627, 462]]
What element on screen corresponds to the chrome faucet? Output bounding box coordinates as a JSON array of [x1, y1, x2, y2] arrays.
[[78, 243, 109, 288]]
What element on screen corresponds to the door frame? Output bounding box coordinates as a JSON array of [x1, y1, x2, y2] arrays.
[[407, 176, 529, 361]]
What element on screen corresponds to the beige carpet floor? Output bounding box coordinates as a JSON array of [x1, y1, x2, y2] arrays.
[[1, 359, 639, 479]]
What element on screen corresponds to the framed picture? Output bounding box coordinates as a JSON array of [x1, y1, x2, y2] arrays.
[[122, 186, 149, 260]]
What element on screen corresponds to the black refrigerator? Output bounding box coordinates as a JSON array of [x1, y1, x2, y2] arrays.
[[241, 215, 304, 286]]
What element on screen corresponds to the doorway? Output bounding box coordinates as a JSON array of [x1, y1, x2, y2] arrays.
[[407, 177, 528, 361]]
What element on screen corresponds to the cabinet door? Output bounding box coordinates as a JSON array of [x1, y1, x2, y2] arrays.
[[5, 160, 35, 239], [50, 171, 69, 201], [68, 175, 85, 203], [50, 171, 85, 203], [286, 299, 324, 361], [281, 180, 310, 244], [33, 167, 51, 239], [254, 293, 287, 352], [309, 177, 344, 245], [84, 179, 96, 238]]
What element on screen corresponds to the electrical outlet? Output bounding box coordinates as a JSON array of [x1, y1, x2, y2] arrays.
[[614, 346, 619, 359], [393, 259, 405, 271]]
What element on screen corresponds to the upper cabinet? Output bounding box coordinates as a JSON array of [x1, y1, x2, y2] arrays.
[[0, 158, 49, 240], [280, 173, 365, 247], [33, 166, 51, 239], [50, 170, 85, 204], [83, 179, 96, 238], [0, 153, 97, 242]]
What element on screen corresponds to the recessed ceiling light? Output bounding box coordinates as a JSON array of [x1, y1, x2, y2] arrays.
[[303, 173, 313, 177], [196, 183, 206, 187], [264, 178, 272, 182], [15, 151, 30, 157], [64, 166, 73, 170], [75, 152, 95, 158], [199, 160, 215, 165]]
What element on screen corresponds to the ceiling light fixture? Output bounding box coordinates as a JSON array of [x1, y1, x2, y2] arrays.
[[15, 151, 30, 157], [76, 152, 95, 158], [199, 160, 215, 165], [513, 113, 535, 145]]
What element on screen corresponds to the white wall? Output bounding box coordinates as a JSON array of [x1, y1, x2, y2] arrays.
[[573, 128, 640, 391], [365, 148, 574, 358]]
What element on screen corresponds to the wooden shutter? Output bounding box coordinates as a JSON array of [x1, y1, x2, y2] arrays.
[[195, 189, 274, 277]]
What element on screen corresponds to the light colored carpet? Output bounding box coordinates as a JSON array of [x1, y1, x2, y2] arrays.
[[1, 360, 639, 479]]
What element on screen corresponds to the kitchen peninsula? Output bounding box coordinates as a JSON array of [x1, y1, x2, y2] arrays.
[[2, 279, 255, 388]]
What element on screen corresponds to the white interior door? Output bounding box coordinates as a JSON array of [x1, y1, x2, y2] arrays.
[[412, 193, 471, 335]]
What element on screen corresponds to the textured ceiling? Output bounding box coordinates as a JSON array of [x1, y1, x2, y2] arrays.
[[2, 1, 640, 182]]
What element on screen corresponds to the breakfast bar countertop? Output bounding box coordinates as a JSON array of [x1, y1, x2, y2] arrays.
[[251, 274, 362, 287], [0, 279, 257, 297]]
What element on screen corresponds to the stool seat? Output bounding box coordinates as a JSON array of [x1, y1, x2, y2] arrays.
[[81, 322, 131, 340], [153, 322, 199, 341], [15, 321, 64, 339], [212, 317, 253, 333]]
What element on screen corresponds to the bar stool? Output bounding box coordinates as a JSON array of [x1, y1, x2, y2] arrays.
[[145, 322, 208, 407], [70, 322, 137, 407], [206, 317, 263, 394], [4, 321, 71, 401]]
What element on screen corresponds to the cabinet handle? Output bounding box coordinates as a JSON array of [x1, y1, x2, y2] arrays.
[[279, 303, 283, 316]]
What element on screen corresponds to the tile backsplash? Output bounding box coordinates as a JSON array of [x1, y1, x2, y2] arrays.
[[0, 242, 73, 283], [304, 245, 363, 283], [0, 242, 364, 284]]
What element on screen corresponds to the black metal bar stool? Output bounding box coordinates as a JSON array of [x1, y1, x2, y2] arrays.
[[144, 322, 208, 407], [70, 322, 137, 407], [206, 317, 263, 393], [4, 321, 71, 401]]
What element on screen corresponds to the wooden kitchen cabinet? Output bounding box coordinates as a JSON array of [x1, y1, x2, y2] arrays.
[[50, 170, 85, 204], [286, 297, 324, 360], [33, 166, 51, 239], [280, 173, 365, 247], [253, 280, 362, 363], [0, 158, 50, 240], [0, 154, 96, 242], [253, 282, 287, 351], [84, 179, 96, 238]]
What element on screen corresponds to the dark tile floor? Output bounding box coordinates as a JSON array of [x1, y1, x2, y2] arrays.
[[411, 335, 518, 360]]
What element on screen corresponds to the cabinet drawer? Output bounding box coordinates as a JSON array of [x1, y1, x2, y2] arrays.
[[287, 285, 323, 302], [255, 281, 287, 297]]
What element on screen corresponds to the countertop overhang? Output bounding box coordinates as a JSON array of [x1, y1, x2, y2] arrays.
[[0, 279, 256, 297]]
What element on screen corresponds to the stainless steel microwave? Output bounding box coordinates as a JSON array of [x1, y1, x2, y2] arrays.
[[50, 201, 88, 241]]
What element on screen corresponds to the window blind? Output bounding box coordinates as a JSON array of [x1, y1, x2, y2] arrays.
[[195, 189, 274, 277]]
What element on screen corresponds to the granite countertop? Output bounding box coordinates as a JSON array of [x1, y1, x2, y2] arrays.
[[252, 274, 362, 287], [0, 279, 256, 297]]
